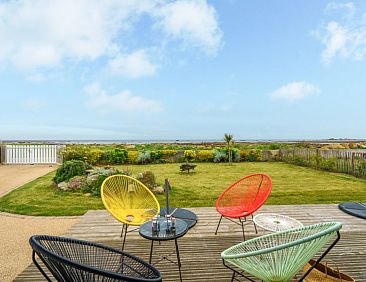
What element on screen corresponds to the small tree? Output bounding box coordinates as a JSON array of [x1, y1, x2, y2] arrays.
[[224, 133, 234, 165]]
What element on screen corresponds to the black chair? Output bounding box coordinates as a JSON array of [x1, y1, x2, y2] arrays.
[[30, 235, 162, 282]]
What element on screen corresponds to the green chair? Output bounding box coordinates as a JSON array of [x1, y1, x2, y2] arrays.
[[221, 222, 342, 282]]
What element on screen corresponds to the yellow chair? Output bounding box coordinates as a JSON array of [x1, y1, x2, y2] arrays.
[[101, 175, 160, 250]]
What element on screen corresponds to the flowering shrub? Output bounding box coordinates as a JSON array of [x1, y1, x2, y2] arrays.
[[60, 145, 88, 162], [196, 150, 214, 162], [86, 149, 105, 165], [59, 145, 266, 165], [128, 151, 139, 164], [184, 150, 196, 162], [68, 176, 87, 191]]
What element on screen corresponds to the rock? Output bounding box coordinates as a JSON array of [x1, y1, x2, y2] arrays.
[[152, 186, 164, 194], [84, 193, 92, 197], [86, 174, 99, 185], [58, 181, 69, 191]]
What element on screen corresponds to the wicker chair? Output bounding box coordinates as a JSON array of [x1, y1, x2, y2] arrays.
[[215, 173, 272, 240], [221, 222, 342, 282], [101, 175, 160, 250], [30, 235, 162, 282]]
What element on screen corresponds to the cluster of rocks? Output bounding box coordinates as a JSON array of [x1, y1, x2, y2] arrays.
[[57, 167, 120, 193], [57, 168, 165, 195]]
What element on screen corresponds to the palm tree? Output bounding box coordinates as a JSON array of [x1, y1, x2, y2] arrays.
[[224, 133, 234, 164]]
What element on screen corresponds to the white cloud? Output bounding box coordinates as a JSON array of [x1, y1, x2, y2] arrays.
[[271, 82, 320, 101], [0, 0, 156, 70], [316, 3, 366, 63], [325, 2, 355, 16], [154, 0, 223, 55], [84, 83, 162, 114], [107, 50, 158, 78], [321, 21, 349, 63], [0, 0, 223, 75]]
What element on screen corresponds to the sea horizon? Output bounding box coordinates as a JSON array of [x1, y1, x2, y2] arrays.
[[2, 138, 366, 145]]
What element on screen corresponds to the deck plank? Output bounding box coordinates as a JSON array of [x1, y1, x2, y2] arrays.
[[15, 204, 366, 281]]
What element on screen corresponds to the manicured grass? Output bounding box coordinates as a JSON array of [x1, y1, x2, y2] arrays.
[[0, 162, 365, 216], [0, 172, 104, 216]]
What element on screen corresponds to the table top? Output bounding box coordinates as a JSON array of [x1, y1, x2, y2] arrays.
[[160, 207, 197, 229], [253, 213, 303, 232], [139, 218, 188, 241]]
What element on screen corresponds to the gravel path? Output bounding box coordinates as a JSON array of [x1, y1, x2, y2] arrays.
[[0, 165, 80, 282], [0, 164, 56, 197]]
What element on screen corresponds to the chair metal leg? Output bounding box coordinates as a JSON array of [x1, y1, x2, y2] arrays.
[[239, 218, 246, 241], [149, 240, 154, 264], [120, 224, 124, 237], [175, 239, 183, 282], [121, 224, 128, 252], [251, 214, 258, 234], [32, 251, 53, 282], [215, 215, 223, 235], [231, 270, 235, 282], [298, 231, 341, 281], [222, 259, 256, 282]]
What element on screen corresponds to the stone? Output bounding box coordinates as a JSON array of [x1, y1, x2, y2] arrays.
[[86, 174, 99, 185], [152, 186, 164, 194]]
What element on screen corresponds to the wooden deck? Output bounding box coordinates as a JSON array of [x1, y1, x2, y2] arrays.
[[15, 204, 366, 281]]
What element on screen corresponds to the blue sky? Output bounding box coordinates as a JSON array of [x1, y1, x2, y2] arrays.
[[0, 0, 365, 140]]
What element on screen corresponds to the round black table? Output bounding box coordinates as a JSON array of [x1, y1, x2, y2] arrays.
[[160, 207, 198, 229], [139, 218, 188, 281]]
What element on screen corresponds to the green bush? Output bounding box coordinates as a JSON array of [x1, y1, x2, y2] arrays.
[[150, 150, 163, 161], [105, 148, 128, 164], [240, 150, 262, 162], [196, 150, 214, 162], [86, 149, 105, 165], [160, 149, 178, 158], [128, 151, 139, 164], [60, 145, 88, 162], [232, 148, 241, 162], [54, 160, 87, 184], [213, 149, 227, 163], [319, 158, 337, 171], [356, 160, 366, 177], [160, 149, 178, 163], [184, 150, 196, 162], [136, 151, 152, 164], [291, 156, 308, 166]]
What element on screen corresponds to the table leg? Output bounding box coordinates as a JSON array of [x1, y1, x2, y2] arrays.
[[175, 239, 182, 281], [149, 240, 154, 264]]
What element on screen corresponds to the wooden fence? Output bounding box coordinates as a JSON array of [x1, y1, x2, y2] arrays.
[[278, 149, 366, 178], [2, 144, 60, 164]]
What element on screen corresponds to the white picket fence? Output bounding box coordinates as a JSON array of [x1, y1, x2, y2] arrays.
[[4, 144, 60, 164]]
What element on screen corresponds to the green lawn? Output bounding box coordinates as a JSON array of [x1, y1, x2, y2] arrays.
[[0, 162, 365, 216]]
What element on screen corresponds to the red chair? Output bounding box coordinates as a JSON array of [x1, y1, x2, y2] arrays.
[[215, 173, 272, 240]]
